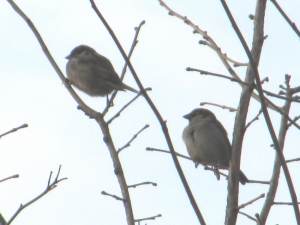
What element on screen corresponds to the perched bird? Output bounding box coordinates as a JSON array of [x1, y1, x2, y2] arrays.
[[182, 108, 248, 184], [66, 45, 138, 96]]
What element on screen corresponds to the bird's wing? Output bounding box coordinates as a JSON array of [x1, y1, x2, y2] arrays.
[[214, 120, 232, 149]]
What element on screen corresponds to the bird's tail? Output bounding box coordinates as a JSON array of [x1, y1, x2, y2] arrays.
[[239, 170, 249, 185], [121, 83, 139, 94]]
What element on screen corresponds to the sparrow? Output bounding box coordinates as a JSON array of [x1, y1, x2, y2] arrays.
[[182, 108, 248, 184], [65, 45, 138, 96]]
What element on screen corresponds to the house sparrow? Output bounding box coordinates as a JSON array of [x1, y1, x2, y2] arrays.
[[182, 108, 248, 184], [66, 45, 138, 96]]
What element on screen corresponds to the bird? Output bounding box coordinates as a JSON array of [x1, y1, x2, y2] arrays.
[[65, 45, 138, 96], [182, 108, 248, 184]]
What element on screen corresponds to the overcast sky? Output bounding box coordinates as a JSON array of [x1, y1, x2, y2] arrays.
[[1, 0, 300, 225]]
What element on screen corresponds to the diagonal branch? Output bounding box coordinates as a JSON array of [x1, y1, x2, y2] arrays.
[[0, 123, 28, 139], [89, 1, 207, 224], [270, 0, 300, 38], [6, 166, 67, 225]]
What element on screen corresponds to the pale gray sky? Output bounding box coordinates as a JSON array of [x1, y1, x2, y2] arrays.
[[1, 0, 300, 225]]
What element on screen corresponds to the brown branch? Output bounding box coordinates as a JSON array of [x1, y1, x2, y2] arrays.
[[186, 67, 249, 86], [134, 214, 162, 223], [238, 211, 258, 222], [273, 201, 300, 206], [101, 191, 124, 201], [146, 147, 192, 161], [238, 193, 265, 210], [128, 181, 157, 188], [286, 157, 300, 163], [0, 123, 28, 139], [245, 109, 263, 130], [0, 174, 19, 183], [117, 124, 150, 153], [270, 0, 300, 38], [89, 1, 207, 224], [6, 165, 66, 225]]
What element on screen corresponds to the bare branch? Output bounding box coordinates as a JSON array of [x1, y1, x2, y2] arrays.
[[273, 201, 300, 206], [0, 174, 19, 183], [107, 88, 151, 124], [200, 102, 237, 112], [238, 211, 258, 222], [118, 124, 150, 153], [186, 67, 249, 86], [146, 147, 192, 161], [238, 193, 265, 210], [134, 214, 162, 223], [128, 181, 157, 188], [0, 123, 28, 139], [102, 20, 146, 115], [219, 0, 300, 224], [286, 157, 300, 163], [270, 0, 300, 38], [245, 109, 263, 130], [101, 191, 124, 202], [6, 166, 67, 225]]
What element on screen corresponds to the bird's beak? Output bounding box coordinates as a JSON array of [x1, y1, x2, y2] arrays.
[[65, 55, 70, 59], [183, 114, 190, 119]]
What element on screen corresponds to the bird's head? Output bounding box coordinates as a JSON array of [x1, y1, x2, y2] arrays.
[[183, 108, 216, 121], [66, 45, 96, 59]]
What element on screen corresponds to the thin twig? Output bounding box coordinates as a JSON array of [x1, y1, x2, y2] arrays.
[[101, 191, 124, 201], [146, 147, 192, 161], [245, 109, 262, 130], [7, 165, 66, 225], [0, 123, 28, 139], [128, 181, 157, 188], [200, 102, 237, 112], [273, 201, 300, 206], [238, 211, 257, 222], [270, 0, 300, 38], [107, 88, 151, 124], [0, 174, 19, 183], [238, 193, 265, 210], [118, 124, 150, 153], [286, 157, 300, 163], [186, 67, 249, 86], [134, 214, 162, 223]]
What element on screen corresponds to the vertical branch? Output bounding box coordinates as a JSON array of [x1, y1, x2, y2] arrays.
[[220, 0, 300, 224], [89, 1, 207, 224], [220, 1, 267, 225], [258, 77, 292, 225]]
